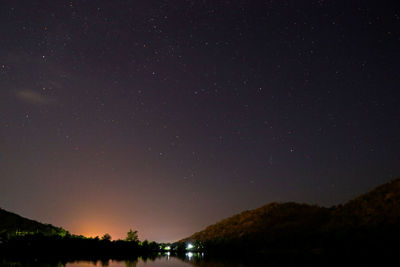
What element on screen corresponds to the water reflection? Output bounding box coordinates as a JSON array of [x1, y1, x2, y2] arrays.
[[1, 254, 255, 267], [65, 257, 193, 267], [1, 252, 380, 267]]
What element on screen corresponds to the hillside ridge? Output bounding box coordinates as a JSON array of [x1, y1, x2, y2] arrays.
[[0, 207, 67, 238], [184, 177, 400, 243]]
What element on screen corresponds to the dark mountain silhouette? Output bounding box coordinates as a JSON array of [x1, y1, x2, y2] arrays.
[[182, 177, 400, 255], [328, 178, 400, 228], [0, 208, 159, 260], [0, 208, 67, 238], [187, 202, 330, 242]]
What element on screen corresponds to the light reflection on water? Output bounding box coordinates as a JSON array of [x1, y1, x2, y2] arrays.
[[66, 257, 192, 267], [66, 253, 206, 267], [2, 253, 247, 267]]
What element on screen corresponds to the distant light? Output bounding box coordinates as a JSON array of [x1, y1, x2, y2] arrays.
[[186, 252, 193, 260], [187, 243, 194, 250], [164, 246, 171, 250]]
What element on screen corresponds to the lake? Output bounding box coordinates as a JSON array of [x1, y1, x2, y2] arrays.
[[0, 253, 261, 267], [4, 250, 361, 266], [0, 253, 372, 267], [66, 257, 192, 267], [66, 253, 197, 267]]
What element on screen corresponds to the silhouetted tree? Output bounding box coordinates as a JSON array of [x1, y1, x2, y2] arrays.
[[126, 229, 139, 242], [149, 241, 159, 251], [101, 233, 112, 241]]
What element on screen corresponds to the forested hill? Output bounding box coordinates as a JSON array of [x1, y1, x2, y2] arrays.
[[187, 202, 330, 242], [329, 178, 400, 227], [184, 177, 400, 252], [0, 208, 67, 238]]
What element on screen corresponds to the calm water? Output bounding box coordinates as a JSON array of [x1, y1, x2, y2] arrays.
[[66, 257, 192, 267], [1, 252, 329, 266], [0, 251, 385, 266], [0, 253, 253, 267]]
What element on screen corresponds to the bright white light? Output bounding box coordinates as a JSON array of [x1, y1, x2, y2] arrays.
[[187, 243, 194, 250], [165, 246, 171, 250], [186, 252, 193, 260]]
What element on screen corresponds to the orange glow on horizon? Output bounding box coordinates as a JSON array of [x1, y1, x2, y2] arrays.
[[67, 214, 137, 240], [69, 214, 121, 239], [75, 223, 107, 238]]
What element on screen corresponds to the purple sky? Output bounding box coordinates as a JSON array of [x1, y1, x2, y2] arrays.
[[0, 1, 399, 242]]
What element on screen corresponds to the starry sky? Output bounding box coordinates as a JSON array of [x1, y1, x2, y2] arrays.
[[1, 0, 399, 242]]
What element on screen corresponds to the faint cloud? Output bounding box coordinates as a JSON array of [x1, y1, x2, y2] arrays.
[[16, 90, 54, 105]]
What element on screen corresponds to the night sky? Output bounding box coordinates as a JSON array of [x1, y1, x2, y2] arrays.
[[1, 1, 399, 242]]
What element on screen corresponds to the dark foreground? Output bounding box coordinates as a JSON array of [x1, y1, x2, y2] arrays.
[[0, 234, 158, 261], [1, 252, 398, 267], [2, 228, 400, 267]]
